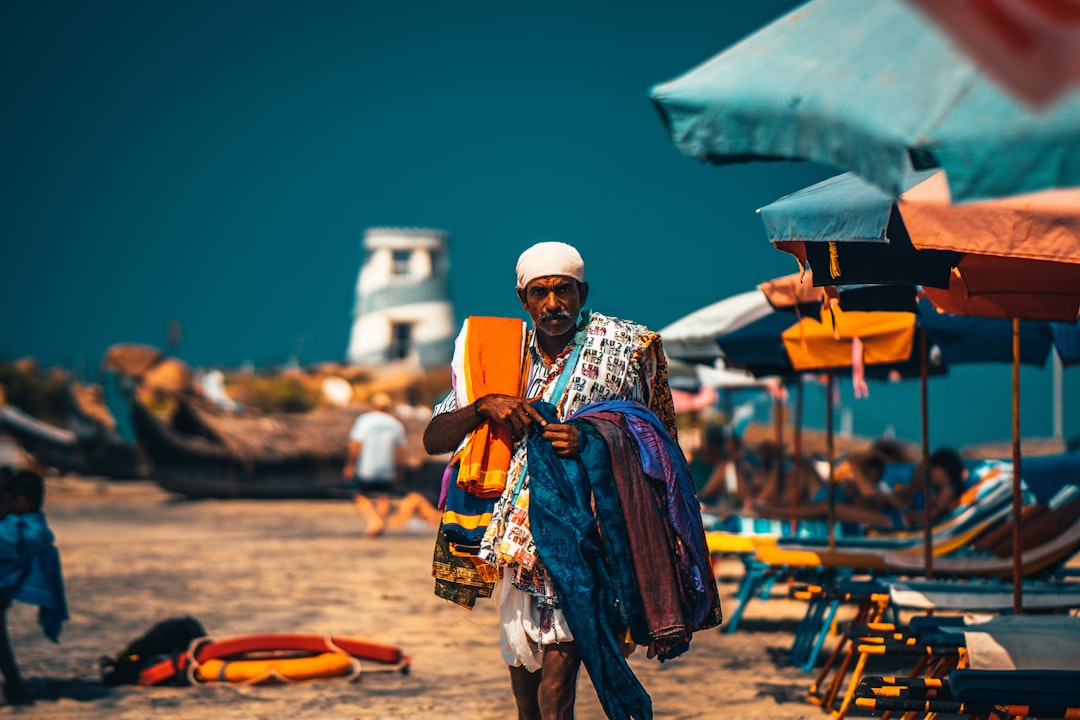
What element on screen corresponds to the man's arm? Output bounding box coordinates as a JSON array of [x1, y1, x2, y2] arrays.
[[343, 440, 361, 480], [423, 394, 546, 455], [641, 337, 679, 442]]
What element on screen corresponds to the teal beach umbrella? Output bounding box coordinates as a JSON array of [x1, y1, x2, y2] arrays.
[[649, 0, 1080, 203]]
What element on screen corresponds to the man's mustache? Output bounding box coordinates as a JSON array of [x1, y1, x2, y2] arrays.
[[540, 310, 572, 322]]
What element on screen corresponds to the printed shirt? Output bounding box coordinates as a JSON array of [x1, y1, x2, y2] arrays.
[[432, 319, 662, 424], [432, 311, 674, 601]]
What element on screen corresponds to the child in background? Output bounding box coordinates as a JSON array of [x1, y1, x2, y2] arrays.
[[0, 467, 67, 642], [0, 469, 46, 520], [0, 467, 61, 705]]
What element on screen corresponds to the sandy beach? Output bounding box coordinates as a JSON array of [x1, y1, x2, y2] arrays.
[[3, 471, 822, 720]]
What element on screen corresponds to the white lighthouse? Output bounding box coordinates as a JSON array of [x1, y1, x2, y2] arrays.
[[345, 227, 455, 368]]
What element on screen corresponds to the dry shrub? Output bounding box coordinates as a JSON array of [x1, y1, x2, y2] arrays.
[[222, 373, 321, 413], [0, 361, 70, 425]]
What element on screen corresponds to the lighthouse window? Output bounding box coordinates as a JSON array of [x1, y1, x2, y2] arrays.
[[391, 249, 412, 277], [389, 322, 413, 360]]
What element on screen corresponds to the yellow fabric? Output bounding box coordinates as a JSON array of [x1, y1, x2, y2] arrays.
[[455, 317, 525, 498], [781, 306, 914, 371], [706, 533, 774, 554], [441, 509, 493, 531], [754, 544, 889, 571]]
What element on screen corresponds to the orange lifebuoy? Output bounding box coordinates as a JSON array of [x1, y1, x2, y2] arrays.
[[187, 633, 410, 685]]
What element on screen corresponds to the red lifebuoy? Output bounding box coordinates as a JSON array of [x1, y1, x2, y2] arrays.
[[188, 634, 410, 684], [136, 633, 410, 686]]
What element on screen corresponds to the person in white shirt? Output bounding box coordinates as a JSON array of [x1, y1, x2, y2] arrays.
[[344, 392, 440, 537]]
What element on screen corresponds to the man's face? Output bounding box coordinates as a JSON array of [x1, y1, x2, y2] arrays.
[[519, 275, 588, 339]]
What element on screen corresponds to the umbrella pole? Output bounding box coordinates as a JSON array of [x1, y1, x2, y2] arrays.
[[1012, 318, 1023, 614], [792, 376, 804, 537], [921, 327, 932, 578], [774, 389, 786, 504], [826, 372, 836, 552]]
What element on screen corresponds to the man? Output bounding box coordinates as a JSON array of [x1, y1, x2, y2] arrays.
[[424, 242, 719, 720], [344, 392, 439, 537]]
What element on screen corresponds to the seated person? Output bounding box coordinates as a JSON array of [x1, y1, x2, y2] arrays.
[[772, 448, 967, 532], [753, 454, 824, 511], [344, 394, 441, 537], [689, 424, 741, 511], [891, 446, 966, 527], [756, 450, 906, 530], [735, 439, 782, 511], [843, 449, 904, 524], [870, 436, 914, 464]]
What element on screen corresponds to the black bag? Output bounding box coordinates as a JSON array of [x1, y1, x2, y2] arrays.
[[100, 616, 207, 686]]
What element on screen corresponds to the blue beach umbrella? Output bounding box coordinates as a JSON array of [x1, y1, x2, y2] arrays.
[[1051, 320, 1080, 366], [758, 169, 960, 289], [649, 0, 1080, 203], [917, 301, 1054, 368]]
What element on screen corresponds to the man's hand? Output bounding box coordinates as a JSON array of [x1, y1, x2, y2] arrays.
[[542, 423, 580, 458], [476, 394, 546, 441], [645, 637, 683, 660]]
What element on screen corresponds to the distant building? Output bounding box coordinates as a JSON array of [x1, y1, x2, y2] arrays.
[[346, 227, 455, 368]]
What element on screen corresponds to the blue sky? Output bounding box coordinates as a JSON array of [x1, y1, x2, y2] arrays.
[[1, 0, 1074, 447]]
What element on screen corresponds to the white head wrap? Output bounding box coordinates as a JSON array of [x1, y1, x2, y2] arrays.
[[515, 241, 585, 289]]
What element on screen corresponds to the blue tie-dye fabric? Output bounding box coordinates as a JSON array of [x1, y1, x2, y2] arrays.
[[528, 401, 652, 720], [570, 400, 717, 629]]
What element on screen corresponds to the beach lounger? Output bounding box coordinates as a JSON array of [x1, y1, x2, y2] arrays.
[[723, 476, 1017, 638], [883, 495, 1080, 580], [824, 591, 1080, 718], [889, 578, 1080, 613], [708, 459, 1012, 555], [855, 670, 1080, 719], [717, 473, 1053, 644], [776, 471, 1017, 552], [797, 580, 892, 705], [854, 615, 1080, 719], [784, 516, 1080, 716]]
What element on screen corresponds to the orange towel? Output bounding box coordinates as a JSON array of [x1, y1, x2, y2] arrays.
[[455, 317, 525, 498]]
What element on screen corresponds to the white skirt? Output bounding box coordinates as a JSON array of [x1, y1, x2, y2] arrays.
[[497, 567, 574, 671]]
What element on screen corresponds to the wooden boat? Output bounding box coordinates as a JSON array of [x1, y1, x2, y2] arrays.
[[132, 396, 445, 501], [0, 404, 85, 474], [0, 395, 147, 479]]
